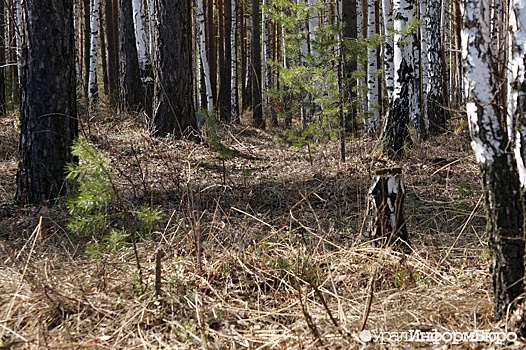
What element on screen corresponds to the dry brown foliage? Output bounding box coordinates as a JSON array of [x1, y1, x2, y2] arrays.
[[0, 110, 523, 349]]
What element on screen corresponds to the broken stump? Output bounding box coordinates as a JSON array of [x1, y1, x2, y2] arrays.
[[366, 167, 409, 249]]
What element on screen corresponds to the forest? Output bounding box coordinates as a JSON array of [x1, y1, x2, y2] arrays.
[[1, 0, 526, 348]]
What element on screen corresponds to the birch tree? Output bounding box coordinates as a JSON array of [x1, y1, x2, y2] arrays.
[[17, 0, 78, 204], [197, 0, 213, 113], [132, 0, 149, 76], [463, 0, 524, 320], [87, 0, 99, 102], [380, 0, 416, 157], [365, 0, 379, 137], [381, 0, 394, 102]]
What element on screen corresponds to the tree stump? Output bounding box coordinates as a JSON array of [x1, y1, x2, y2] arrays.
[[366, 167, 409, 249]]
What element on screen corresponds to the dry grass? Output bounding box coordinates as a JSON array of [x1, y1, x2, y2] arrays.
[[0, 110, 522, 349]]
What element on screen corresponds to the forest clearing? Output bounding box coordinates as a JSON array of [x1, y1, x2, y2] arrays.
[[0, 111, 511, 349]]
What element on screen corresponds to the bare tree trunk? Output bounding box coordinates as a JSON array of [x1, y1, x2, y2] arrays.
[[17, 0, 78, 205], [252, 0, 264, 129], [118, 0, 143, 112], [153, 0, 196, 137], [463, 0, 524, 320]]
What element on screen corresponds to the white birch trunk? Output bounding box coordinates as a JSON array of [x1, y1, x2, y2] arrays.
[[132, 0, 149, 73], [365, 0, 379, 136], [382, 0, 394, 101], [197, 0, 213, 112], [509, 0, 526, 187], [87, 0, 99, 100], [462, 0, 503, 163]]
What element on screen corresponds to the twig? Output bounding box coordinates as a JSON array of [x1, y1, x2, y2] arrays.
[[360, 266, 377, 332]]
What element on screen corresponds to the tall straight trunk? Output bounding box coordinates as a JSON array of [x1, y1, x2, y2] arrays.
[[83, 0, 90, 99], [219, 0, 232, 122], [426, 0, 447, 134], [380, 0, 415, 157], [252, 0, 263, 129], [197, 0, 213, 113], [0, 0, 6, 114], [231, 0, 239, 122], [365, 0, 379, 137], [105, 0, 119, 105], [153, 0, 196, 137], [342, 0, 357, 133], [7, 0, 19, 104], [382, 0, 394, 102], [463, 0, 524, 320], [88, 0, 100, 102], [240, 0, 249, 111], [17, 0, 78, 204], [207, 0, 218, 104], [118, 0, 143, 112], [99, 2, 109, 95]]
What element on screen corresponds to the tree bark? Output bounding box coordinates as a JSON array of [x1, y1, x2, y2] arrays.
[[380, 0, 415, 157], [463, 0, 524, 320], [252, 0, 264, 129], [153, 0, 196, 137], [118, 0, 143, 112], [17, 0, 78, 204], [0, 0, 6, 115]]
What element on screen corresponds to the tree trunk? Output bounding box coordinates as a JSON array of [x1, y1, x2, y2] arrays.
[[365, 0, 379, 137], [426, 0, 447, 134], [219, 0, 233, 123], [0, 0, 7, 115], [17, 0, 78, 205], [105, 0, 119, 106], [341, 0, 357, 134], [118, 0, 143, 112], [463, 0, 524, 320], [231, 0, 239, 122], [252, 0, 264, 129], [88, 0, 100, 102], [99, 1, 109, 96], [380, 0, 415, 158], [197, 0, 213, 113], [153, 0, 196, 137]]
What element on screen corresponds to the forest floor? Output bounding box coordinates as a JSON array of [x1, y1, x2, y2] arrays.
[[0, 107, 521, 349]]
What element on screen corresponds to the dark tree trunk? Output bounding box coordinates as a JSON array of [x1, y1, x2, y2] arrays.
[[251, 0, 263, 129], [0, 0, 7, 115], [105, 0, 119, 105], [99, 1, 109, 96], [219, 0, 232, 123], [481, 156, 524, 320], [341, 0, 357, 134], [153, 0, 196, 137], [17, 0, 78, 205], [118, 0, 142, 112], [7, 0, 18, 105]]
